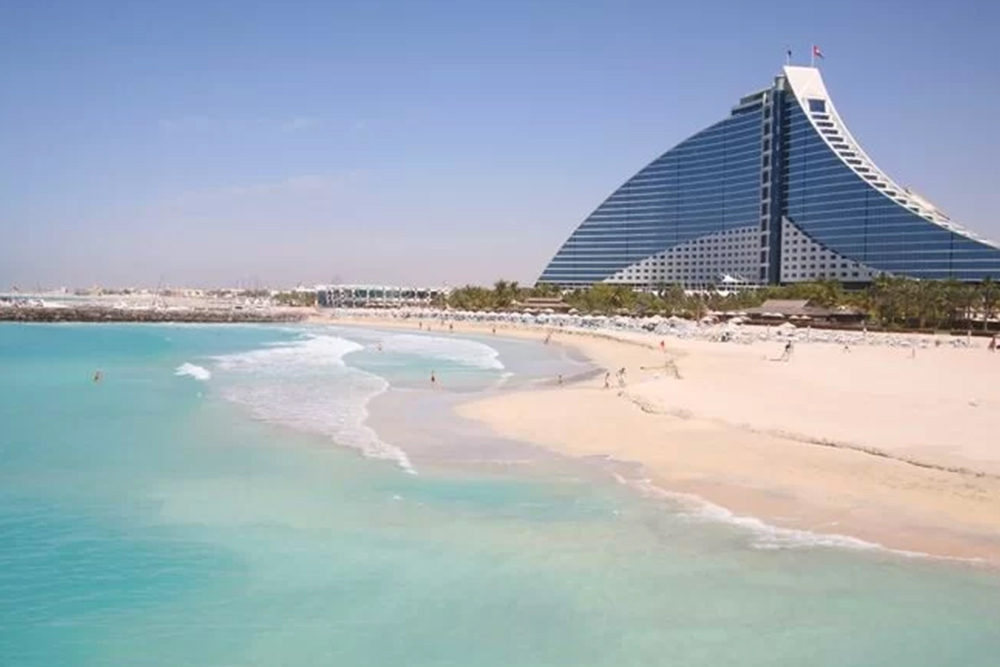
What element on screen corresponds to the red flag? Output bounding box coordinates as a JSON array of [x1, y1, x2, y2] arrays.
[[813, 45, 825, 60]]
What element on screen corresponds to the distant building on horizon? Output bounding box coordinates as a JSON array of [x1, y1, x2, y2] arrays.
[[316, 284, 448, 308], [538, 66, 1000, 289]]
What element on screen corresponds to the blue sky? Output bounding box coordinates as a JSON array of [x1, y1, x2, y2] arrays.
[[1, 0, 998, 288]]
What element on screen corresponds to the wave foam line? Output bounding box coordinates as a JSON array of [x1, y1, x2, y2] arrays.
[[175, 363, 211, 381], [213, 333, 363, 372], [613, 474, 982, 561], [213, 334, 416, 474], [380, 333, 505, 370]]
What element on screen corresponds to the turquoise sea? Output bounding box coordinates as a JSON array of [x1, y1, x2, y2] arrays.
[[2, 323, 999, 666]]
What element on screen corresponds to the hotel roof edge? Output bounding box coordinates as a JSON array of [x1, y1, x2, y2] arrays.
[[781, 65, 1000, 250]]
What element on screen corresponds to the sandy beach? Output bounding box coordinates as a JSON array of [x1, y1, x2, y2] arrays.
[[317, 311, 1000, 563]]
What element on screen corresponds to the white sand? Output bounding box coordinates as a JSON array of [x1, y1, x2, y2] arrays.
[[321, 312, 1000, 562]]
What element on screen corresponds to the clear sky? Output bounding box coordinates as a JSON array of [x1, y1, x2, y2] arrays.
[[1, 0, 998, 289]]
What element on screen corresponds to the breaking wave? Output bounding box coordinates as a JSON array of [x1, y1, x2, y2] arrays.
[[175, 363, 212, 381], [213, 334, 414, 473], [379, 333, 504, 370]]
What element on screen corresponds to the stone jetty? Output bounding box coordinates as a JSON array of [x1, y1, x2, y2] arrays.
[[0, 305, 308, 324]]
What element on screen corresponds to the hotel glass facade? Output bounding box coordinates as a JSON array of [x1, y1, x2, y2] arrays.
[[539, 66, 1000, 287]]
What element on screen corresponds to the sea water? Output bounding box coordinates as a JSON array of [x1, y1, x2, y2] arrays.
[[1, 323, 999, 667]]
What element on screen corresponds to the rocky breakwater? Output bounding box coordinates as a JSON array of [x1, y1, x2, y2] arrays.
[[0, 305, 308, 324]]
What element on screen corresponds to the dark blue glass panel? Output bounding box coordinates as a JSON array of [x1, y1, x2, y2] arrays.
[[781, 102, 1000, 279], [540, 109, 763, 284]]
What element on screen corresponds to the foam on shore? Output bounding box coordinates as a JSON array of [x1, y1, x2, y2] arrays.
[[613, 474, 986, 562]]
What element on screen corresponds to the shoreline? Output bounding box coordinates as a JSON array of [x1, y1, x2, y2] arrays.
[[317, 311, 1000, 565]]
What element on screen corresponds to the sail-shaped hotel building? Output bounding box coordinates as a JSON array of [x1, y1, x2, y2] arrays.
[[539, 66, 1000, 288]]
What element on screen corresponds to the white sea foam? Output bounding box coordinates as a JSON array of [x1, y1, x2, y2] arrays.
[[380, 333, 504, 370], [175, 363, 212, 381], [213, 335, 415, 474], [613, 474, 934, 557], [214, 334, 363, 372]]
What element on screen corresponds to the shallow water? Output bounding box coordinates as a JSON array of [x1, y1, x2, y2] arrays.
[[1, 323, 999, 666]]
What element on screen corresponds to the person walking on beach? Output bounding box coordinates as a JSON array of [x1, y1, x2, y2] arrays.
[[989, 334, 997, 352], [659, 340, 665, 353], [544, 332, 552, 345], [430, 370, 437, 387], [604, 372, 611, 390], [779, 341, 794, 362], [557, 374, 563, 386]]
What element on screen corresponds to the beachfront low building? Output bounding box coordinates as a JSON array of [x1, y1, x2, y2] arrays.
[[316, 284, 448, 309], [744, 299, 866, 325], [539, 65, 1000, 289]]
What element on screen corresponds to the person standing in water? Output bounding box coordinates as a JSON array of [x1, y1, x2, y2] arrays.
[[93, 370, 102, 383], [430, 370, 437, 387]]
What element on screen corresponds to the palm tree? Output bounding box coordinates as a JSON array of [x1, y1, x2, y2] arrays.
[[981, 277, 1000, 331], [530, 282, 561, 299], [956, 281, 979, 328], [867, 274, 898, 327], [492, 279, 513, 310]]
